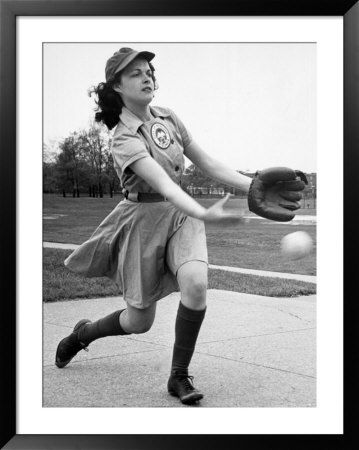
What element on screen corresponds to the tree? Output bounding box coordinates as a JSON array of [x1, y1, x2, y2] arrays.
[[104, 150, 121, 197], [43, 124, 119, 197], [43, 141, 58, 164], [56, 132, 90, 197], [79, 123, 112, 198], [43, 143, 59, 193], [43, 161, 58, 193]]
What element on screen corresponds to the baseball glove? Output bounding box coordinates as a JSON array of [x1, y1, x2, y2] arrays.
[[248, 167, 308, 222]]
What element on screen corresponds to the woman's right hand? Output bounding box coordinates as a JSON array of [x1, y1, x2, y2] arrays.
[[130, 158, 246, 225], [200, 194, 246, 226]]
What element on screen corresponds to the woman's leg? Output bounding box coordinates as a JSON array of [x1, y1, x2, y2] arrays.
[[55, 303, 156, 368], [177, 260, 208, 310], [119, 303, 157, 334], [79, 302, 157, 340], [168, 260, 208, 404]]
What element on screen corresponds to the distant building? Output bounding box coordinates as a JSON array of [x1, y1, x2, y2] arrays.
[[187, 186, 225, 196], [306, 173, 317, 190], [185, 168, 316, 198]]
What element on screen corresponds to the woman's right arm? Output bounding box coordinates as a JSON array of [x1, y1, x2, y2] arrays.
[[130, 157, 244, 225]]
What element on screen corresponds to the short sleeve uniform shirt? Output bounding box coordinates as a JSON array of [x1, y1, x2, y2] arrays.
[[112, 105, 192, 192]]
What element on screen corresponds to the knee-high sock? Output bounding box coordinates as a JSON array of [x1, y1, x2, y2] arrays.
[[78, 309, 129, 345], [170, 301, 206, 375]]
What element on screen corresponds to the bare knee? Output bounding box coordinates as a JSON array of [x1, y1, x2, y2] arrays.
[[183, 276, 207, 301], [180, 273, 207, 311], [177, 262, 208, 310], [128, 320, 153, 334], [120, 304, 156, 334]]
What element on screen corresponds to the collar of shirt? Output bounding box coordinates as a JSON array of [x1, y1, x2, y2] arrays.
[[119, 106, 171, 134]]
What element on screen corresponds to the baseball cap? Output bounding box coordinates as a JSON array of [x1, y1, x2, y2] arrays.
[[105, 47, 155, 82]]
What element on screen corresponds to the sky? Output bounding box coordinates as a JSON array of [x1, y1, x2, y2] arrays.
[[43, 42, 316, 172]]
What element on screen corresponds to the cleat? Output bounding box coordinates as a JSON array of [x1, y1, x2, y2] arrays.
[[55, 319, 91, 368], [167, 372, 203, 405]]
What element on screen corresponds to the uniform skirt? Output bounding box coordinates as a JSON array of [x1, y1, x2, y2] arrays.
[[64, 200, 208, 309]]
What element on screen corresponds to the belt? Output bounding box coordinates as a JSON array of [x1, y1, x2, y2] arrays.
[[123, 190, 168, 203]]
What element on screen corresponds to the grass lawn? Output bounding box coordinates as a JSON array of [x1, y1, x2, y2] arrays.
[[43, 248, 316, 302], [43, 194, 316, 275]]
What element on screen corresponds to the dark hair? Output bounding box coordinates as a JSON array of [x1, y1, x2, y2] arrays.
[[89, 61, 157, 130]]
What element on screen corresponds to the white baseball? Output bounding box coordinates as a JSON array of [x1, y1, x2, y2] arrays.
[[280, 231, 313, 260]]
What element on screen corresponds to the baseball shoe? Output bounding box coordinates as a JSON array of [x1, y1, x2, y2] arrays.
[[167, 372, 203, 405], [55, 319, 91, 368]]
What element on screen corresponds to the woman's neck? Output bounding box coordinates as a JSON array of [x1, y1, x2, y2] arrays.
[[124, 103, 152, 122]]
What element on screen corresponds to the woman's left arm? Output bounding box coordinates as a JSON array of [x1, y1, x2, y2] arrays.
[[184, 140, 252, 193]]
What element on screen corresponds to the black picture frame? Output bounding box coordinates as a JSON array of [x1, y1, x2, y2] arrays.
[[1, 0, 357, 448]]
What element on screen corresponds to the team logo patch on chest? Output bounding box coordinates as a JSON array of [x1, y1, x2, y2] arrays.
[[151, 123, 171, 149]]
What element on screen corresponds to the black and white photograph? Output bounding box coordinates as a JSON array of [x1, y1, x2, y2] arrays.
[[7, 9, 352, 445], [42, 41, 317, 409]]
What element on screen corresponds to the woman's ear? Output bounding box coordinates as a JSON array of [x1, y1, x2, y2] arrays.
[[112, 82, 122, 94]]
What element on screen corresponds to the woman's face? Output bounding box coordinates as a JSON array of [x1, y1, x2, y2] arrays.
[[113, 57, 155, 107]]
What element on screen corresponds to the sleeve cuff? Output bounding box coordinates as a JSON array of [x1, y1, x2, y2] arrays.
[[122, 153, 150, 173]]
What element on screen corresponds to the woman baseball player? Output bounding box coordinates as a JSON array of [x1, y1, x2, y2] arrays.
[[55, 47, 307, 405]]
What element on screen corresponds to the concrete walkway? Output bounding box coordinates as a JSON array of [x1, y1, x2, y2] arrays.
[[43, 290, 316, 408], [43, 241, 316, 283]]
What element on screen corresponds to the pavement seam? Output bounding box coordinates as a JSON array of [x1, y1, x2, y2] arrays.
[[45, 322, 315, 345], [43, 346, 168, 369], [197, 326, 316, 344], [45, 346, 316, 380], [194, 351, 316, 379], [45, 330, 316, 379], [276, 308, 313, 323]]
